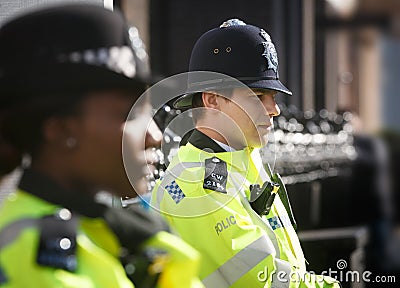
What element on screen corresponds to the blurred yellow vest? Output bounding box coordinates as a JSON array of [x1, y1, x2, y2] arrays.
[[0, 190, 203, 288]]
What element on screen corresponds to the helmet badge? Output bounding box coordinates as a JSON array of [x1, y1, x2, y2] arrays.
[[219, 18, 246, 28], [260, 29, 278, 73]]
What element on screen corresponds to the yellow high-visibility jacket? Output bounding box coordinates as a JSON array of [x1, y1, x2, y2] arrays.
[[0, 170, 203, 288], [151, 129, 340, 288]]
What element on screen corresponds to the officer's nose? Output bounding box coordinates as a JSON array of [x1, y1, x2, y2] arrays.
[[268, 103, 280, 118], [145, 119, 162, 149], [262, 96, 280, 118]]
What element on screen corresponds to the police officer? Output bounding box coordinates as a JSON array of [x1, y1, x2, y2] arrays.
[[0, 4, 202, 288], [152, 19, 341, 287]]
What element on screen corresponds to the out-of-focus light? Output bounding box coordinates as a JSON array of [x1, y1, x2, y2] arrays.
[[104, 0, 113, 11], [340, 71, 354, 84], [325, 0, 358, 18]]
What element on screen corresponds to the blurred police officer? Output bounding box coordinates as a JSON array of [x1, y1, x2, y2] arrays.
[[0, 4, 202, 287], [152, 19, 340, 287]]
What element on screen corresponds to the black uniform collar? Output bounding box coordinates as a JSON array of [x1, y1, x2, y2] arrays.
[[19, 169, 106, 218], [182, 129, 226, 153]]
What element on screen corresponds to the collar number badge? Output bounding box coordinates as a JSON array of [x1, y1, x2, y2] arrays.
[[203, 157, 228, 194]]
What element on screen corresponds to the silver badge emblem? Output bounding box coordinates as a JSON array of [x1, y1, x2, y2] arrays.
[[220, 19, 246, 28], [260, 29, 278, 73], [260, 29, 272, 42]]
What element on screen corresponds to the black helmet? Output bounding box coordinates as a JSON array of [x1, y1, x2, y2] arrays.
[[0, 4, 150, 106], [174, 19, 292, 109]]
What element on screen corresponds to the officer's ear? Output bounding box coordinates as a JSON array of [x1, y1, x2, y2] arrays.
[[42, 116, 80, 150], [202, 92, 225, 110]]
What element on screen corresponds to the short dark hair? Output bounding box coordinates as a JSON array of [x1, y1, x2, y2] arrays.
[[191, 93, 205, 122]]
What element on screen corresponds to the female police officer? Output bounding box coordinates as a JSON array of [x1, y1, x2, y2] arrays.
[[0, 4, 201, 288]]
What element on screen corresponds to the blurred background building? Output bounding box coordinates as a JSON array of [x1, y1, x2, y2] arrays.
[[1, 0, 399, 287]]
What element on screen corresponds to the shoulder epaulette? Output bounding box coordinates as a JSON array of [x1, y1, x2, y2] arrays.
[[36, 208, 78, 272]]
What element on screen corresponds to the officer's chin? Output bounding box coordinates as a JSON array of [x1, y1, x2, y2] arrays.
[[247, 133, 268, 148], [131, 178, 149, 196], [257, 129, 270, 146], [110, 176, 147, 198]]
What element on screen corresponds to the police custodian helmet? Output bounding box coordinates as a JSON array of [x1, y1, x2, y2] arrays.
[[174, 19, 292, 109], [0, 4, 149, 107]]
